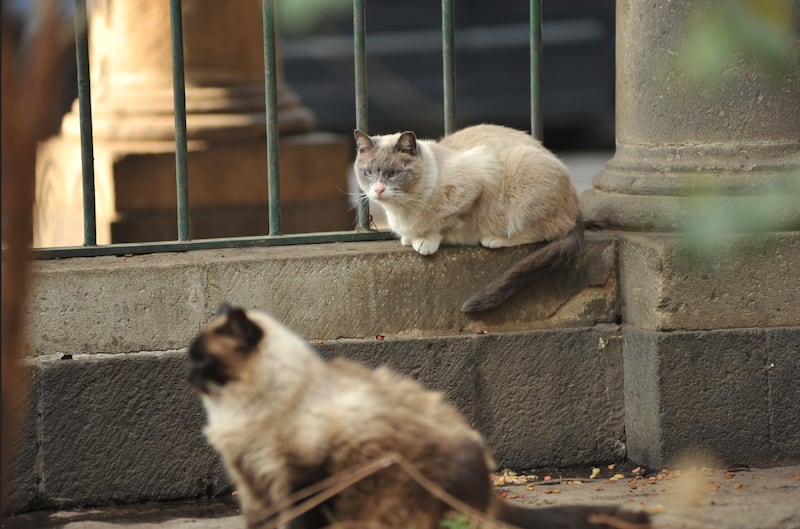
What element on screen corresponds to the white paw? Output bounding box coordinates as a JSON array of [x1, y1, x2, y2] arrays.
[[480, 237, 505, 249], [412, 236, 441, 255], [400, 235, 412, 246]]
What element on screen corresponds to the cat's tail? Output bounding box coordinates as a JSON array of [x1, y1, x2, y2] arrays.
[[491, 496, 651, 529], [460, 219, 585, 313]]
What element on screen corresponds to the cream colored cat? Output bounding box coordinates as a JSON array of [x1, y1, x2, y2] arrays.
[[189, 305, 650, 529], [354, 124, 584, 313]]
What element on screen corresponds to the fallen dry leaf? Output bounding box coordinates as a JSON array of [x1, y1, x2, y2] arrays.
[[525, 484, 536, 491], [607, 464, 616, 470], [643, 504, 666, 514], [611, 473, 625, 481], [376, 335, 384, 340], [632, 467, 644, 476], [590, 467, 601, 479], [732, 483, 744, 489], [594, 487, 604, 492], [543, 488, 561, 495], [543, 475, 552, 481]]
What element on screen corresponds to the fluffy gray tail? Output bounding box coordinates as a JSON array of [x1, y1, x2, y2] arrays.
[[460, 219, 585, 313]]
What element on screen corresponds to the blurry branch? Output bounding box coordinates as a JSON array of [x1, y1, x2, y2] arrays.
[[1, 0, 74, 512]]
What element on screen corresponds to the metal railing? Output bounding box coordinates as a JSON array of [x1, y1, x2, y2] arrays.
[[36, 0, 543, 259]]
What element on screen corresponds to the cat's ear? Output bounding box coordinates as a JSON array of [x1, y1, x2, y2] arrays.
[[394, 132, 418, 156], [215, 307, 264, 353], [353, 129, 375, 153]]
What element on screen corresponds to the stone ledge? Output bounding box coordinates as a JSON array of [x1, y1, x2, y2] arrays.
[[618, 231, 800, 331], [12, 326, 625, 510], [28, 234, 618, 356]]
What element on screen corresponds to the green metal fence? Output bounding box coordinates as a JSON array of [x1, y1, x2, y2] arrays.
[[36, 0, 543, 259]]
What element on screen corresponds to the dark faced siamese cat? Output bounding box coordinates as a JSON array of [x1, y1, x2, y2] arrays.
[[354, 124, 584, 313], [188, 306, 650, 529]]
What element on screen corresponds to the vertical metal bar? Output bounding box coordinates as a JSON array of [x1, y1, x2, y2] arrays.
[[530, 0, 543, 140], [169, 0, 191, 240], [73, 0, 96, 246], [262, 0, 282, 235], [353, 0, 370, 229], [441, 0, 456, 135]]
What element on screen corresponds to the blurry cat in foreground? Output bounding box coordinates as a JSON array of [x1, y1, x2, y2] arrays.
[[188, 306, 650, 529], [354, 124, 584, 313]]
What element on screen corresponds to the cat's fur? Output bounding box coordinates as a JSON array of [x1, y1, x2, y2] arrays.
[[353, 124, 584, 312], [189, 306, 650, 529]]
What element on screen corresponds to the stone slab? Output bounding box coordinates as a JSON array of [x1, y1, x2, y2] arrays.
[[20, 326, 625, 509], [473, 326, 626, 469], [36, 352, 229, 507], [618, 231, 800, 331], [28, 254, 208, 356], [2, 366, 39, 512], [320, 326, 627, 468], [28, 235, 618, 356], [623, 325, 800, 469]]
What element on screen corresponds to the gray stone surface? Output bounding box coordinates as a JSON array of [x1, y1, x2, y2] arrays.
[[28, 236, 618, 356], [18, 327, 628, 510], [623, 326, 800, 469], [37, 352, 229, 507], [321, 327, 627, 470], [473, 326, 627, 469], [619, 232, 800, 331], [28, 254, 209, 356], [2, 366, 39, 512]]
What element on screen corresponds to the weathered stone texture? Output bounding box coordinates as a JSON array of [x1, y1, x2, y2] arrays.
[[619, 232, 800, 331], [321, 327, 627, 470], [37, 352, 229, 506], [29, 235, 618, 356], [623, 326, 800, 469]]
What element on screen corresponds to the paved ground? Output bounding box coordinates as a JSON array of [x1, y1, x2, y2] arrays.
[[5, 464, 799, 529]]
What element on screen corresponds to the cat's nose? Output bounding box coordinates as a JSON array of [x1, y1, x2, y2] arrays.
[[372, 181, 385, 198]]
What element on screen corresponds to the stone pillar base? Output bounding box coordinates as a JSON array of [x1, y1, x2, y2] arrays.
[[35, 132, 353, 246], [617, 232, 800, 468], [582, 142, 800, 232]]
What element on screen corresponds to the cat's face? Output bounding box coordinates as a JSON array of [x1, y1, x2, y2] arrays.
[[187, 305, 264, 397], [353, 130, 425, 203]]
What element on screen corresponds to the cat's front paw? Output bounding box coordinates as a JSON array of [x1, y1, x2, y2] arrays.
[[412, 236, 441, 255], [481, 237, 507, 248], [400, 235, 412, 246]]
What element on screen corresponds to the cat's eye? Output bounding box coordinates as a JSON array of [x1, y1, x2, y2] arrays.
[[386, 170, 397, 178], [362, 169, 373, 178]]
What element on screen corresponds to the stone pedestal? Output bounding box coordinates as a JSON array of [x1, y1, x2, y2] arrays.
[[582, 1, 800, 468], [35, 0, 351, 246]]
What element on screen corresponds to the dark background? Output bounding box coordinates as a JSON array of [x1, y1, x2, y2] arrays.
[[280, 0, 615, 151]]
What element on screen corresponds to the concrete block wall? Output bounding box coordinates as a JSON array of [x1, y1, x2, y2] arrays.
[[7, 232, 800, 512]]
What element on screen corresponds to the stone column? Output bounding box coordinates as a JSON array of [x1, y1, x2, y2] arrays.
[[581, 1, 800, 469], [36, 0, 352, 245], [582, 1, 800, 232]]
